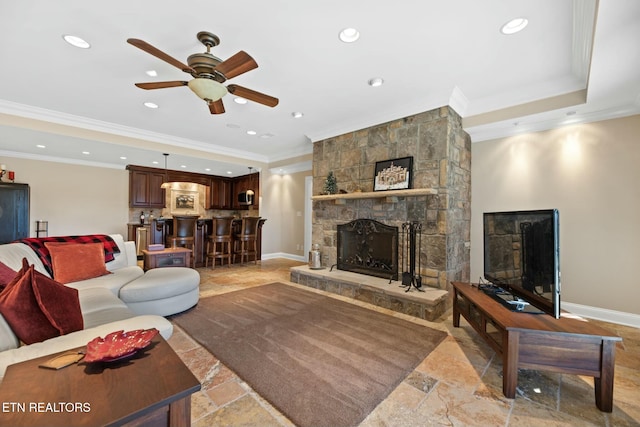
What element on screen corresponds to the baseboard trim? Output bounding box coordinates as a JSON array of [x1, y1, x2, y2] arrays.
[[262, 252, 306, 262], [563, 302, 640, 328]]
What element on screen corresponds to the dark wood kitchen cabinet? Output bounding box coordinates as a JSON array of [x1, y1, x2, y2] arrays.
[[209, 177, 232, 209], [128, 168, 165, 208], [232, 172, 259, 210], [127, 164, 260, 211]]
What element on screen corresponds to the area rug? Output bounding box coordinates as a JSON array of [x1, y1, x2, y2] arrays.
[[172, 282, 447, 427]]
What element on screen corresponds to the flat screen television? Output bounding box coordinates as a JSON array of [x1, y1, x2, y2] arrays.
[[483, 209, 561, 318]]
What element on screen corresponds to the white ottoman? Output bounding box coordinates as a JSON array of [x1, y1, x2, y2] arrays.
[[119, 267, 200, 316]]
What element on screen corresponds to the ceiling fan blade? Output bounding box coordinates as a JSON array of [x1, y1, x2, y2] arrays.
[[208, 99, 225, 114], [215, 51, 258, 79], [127, 38, 195, 74], [134, 81, 188, 90], [227, 85, 279, 107]]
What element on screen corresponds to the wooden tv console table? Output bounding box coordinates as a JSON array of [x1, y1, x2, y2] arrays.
[[451, 281, 622, 412]]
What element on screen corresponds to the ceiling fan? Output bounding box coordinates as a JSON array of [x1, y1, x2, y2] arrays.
[[127, 31, 278, 114]]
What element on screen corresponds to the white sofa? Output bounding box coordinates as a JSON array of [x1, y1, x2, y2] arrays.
[[0, 234, 200, 379]]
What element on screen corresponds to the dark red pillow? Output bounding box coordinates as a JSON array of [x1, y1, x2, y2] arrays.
[[0, 258, 84, 344], [0, 261, 17, 291]]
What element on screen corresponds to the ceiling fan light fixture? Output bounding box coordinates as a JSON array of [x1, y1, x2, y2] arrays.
[[188, 78, 228, 102]]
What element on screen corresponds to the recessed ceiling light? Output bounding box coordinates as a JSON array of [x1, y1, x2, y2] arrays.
[[291, 112, 304, 118], [152, 161, 159, 165], [247, 130, 257, 135], [501, 18, 528, 35], [226, 171, 233, 175], [144, 102, 159, 109], [82, 151, 90, 155], [62, 34, 91, 49], [234, 97, 248, 104], [180, 165, 187, 168], [368, 77, 384, 87], [145, 70, 158, 77], [36, 144, 46, 148], [205, 168, 211, 172], [120, 156, 127, 160], [339, 28, 360, 43]]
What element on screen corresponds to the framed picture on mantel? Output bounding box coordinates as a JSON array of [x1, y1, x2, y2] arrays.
[[373, 156, 413, 191]]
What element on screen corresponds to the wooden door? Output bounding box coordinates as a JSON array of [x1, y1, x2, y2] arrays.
[[0, 183, 29, 243]]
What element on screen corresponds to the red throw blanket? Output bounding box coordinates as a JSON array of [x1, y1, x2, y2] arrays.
[[16, 235, 120, 277]]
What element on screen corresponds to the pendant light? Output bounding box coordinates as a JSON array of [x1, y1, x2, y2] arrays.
[[246, 166, 255, 204], [160, 153, 171, 189]]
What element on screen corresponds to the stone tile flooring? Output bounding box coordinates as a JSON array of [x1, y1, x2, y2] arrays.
[[166, 259, 640, 426]]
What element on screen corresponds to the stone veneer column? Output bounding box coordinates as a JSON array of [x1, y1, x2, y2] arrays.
[[312, 106, 471, 290]]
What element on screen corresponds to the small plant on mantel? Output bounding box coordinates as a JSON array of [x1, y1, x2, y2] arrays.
[[323, 171, 338, 195]]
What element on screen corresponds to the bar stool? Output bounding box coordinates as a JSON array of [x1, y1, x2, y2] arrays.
[[206, 217, 234, 268], [170, 215, 198, 267], [234, 216, 261, 264]]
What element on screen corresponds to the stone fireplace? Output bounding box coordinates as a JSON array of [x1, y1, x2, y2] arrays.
[[291, 106, 471, 320]]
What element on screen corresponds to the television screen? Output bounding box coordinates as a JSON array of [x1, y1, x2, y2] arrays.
[[483, 209, 560, 318]]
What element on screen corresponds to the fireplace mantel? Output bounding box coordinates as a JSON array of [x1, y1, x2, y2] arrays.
[[312, 188, 437, 204]]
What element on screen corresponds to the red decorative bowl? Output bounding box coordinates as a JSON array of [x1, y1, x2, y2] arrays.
[[83, 328, 159, 363]]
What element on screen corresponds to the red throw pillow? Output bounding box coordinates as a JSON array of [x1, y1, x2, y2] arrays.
[[0, 258, 84, 344], [0, 261, 17, 291], [45, 242, 111, 284]]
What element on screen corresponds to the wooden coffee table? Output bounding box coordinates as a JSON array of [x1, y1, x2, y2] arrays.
[[0, 335, 200, 426], [142, 247, 192, 271]]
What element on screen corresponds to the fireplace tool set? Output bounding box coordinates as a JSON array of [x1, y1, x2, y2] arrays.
[[401, 221, 424, 292]]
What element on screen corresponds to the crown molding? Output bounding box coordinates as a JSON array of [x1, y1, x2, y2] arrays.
[[0, 100, 270, 163], [572, 0, 598, 83], [0, 149, 125, 170], [465, 102, 640, 143], [269, 160, 312, 175], [449, 86, 469, 117]]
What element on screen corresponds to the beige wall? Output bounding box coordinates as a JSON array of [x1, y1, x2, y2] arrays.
[[472, 115, 640, 315], [260, 169, 309, 259], [1, 157, 129, 237]]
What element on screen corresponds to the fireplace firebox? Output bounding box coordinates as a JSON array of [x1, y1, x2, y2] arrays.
[[337, 219, 398, 280]]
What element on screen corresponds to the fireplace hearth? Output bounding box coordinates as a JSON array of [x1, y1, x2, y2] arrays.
[[337, 219, 398, 280]]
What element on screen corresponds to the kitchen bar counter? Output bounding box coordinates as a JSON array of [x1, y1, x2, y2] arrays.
[[128, 218, 266, 267]]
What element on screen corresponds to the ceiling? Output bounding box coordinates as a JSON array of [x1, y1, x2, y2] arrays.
[[0, 0, 639, 177]]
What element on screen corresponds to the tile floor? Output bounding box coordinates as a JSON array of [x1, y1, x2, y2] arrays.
[[166, 259, 640, 426]]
